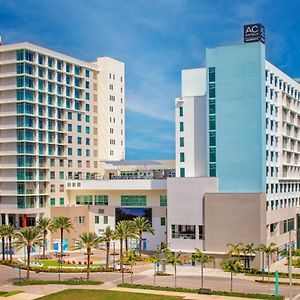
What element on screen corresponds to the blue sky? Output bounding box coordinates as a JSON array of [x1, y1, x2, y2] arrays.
[[1, 0, 300, 160]]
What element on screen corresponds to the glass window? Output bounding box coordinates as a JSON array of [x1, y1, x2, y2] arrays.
[[121, 195, 147, 206], [180, 152, 185, 162], [77, 137, 82, 144], [77, 114, 82, 121], [179, 106, 183, 117], [85, 104, 90, 111], [161, 217, 166, 226], [95, 216, 99, 224], [103, 216, 108, 224], [77, 125, 82, 132], [208, 67, 215, 82], [179, 122, 184, 132], [59, 197, 64, 206], [209, 115, 216, 130], [180, 137, 184, 147], [50, 198, 55, 206], [180, 168, 185, 177], [209, 163, 216, 177], [209, 131, 216, 146], [77, 149, 82, 156], [209, 83, 216, 98], [68, 112, 72, 120], [209, 147, 216, 163], [160, 195, 167, 207], [85, 69, 90, 77], [94, 195, 108, 205], [86, 127, 90, 134]]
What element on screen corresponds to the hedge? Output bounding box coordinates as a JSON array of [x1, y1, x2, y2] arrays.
[[0, 291, 23, 297], [255, 279, 300, 286], [117, 284, 284, 300], [0, 261, 114, 273], [13, 279, 103, 286]]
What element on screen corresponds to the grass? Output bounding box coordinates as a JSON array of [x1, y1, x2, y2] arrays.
[[118, 283, 284, 300], [13, 279, 103, 286], [255, 279, 300, 286], [0, 291, 23, 297], [34, 260, 104, 268], [36, 289, 183, 300]]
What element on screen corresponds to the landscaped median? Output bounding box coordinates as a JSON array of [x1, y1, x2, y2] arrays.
[[13, 279, 103, 286], [117, 283, 284, 300], [0, 291, 23, 297]]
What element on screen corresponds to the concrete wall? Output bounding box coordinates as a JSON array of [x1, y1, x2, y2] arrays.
[[167, 177, 218, 252], [204, 193, 266, 267]]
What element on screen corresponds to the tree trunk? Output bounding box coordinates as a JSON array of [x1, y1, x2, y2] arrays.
[[262, 252, 265, 281], [59, 228, 63, 283], [139, 231, 142, 257], [1, 237, 4, 261], [43, 230, 46, 258], [230, 272, 232, 292], [201, 263, 204, 289], [174, 264, 177, 288], [153, 263, 156, 286], [120, 238, 124, 284], [9, 236, 12, 261], [125, 237, 128, 252], [131, 265, 133, 284], [27, 246, 30, 280], [87, 248, 90, 280], [106, 241, 110, 269], [267, 255, 270, 283]]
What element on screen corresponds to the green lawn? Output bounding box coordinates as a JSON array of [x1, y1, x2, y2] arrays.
[[37, 289, 183, 300], [35, 260, 104, 268], [0, 290, 23, 297]]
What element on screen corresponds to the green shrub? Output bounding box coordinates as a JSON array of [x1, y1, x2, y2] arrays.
[[118, 283, 284, 300], [14, 279, 103, 286]]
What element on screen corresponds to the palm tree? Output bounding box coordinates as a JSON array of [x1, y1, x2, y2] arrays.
[[123, 251, 138, 284], [227, 242, 243, 259], [0, 225, 6, 261], [132, 217, 154, 257], [36, 217, 54, 258], [147, 252, 160, 286], [221, 258, 243, 292], [165, 249, 182, 288], [2, 225, 17, 261], [244, 243, 256, 270], [74, 232, 100, 280], [14, 227, 43, 280], [122, 220, 136, 252], [53, 216, 73, 282], [115, 220, 128, 283], [192, 248, 214, 290], [259, 243, 278, 282], [99, 226, 114, 269]]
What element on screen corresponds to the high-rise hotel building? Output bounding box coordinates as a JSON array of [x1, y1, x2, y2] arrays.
[[0, 42, 125, 227]]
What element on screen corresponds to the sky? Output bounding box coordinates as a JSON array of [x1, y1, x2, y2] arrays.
[[1, 0, 300, 160]]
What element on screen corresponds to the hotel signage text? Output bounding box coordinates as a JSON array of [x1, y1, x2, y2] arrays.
[[244, 24, 265, 44]]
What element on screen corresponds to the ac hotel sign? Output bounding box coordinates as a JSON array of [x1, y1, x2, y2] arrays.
[[244, 24, 265, 44]]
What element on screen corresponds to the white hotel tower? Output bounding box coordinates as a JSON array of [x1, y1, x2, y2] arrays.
[[0, 42, 125, 227]]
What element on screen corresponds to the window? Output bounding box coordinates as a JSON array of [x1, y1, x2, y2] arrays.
[[180, 168, 185, 177], [68, 124, 72, 131], [209, 164, 216, 177], [160, 195, 167, 207], [77, 125, 82, 133], [86, 149, 90, 156], [50, 171, 55, 179], [179, 122, 184, 132], [209, 132, 216, 146], [68, 148, 72, 155], [180, 137, 184, 147], [78, 149, 82, 156], [179, 106, 183, 117], [86, 69, 90, 77], [59, 171, 64, 179], [68, 112, 72, 120], [104, 216, 108, 224], [86, 115, 90, 123], [76, 195, 93, 205], [209, 148, 216, 163], [199, 225, 204, 239], [209, 83, 215, 98], [208, 67, 215, 82], [209, 115, 216, 130], [171, 225, 195, 239], [180, 152, 185, 162], [95, 216, 99, 224], [50, 185, 55, 193], [95, 195, 108, 205], [161, 217, 166, 226], [86, 127, 90, 134], [50, 198, 55, 206], [77, 137, 82, 144], [68, 136, 72, 143], [121, 195, 147, 206], [86, 104, 90, 111]]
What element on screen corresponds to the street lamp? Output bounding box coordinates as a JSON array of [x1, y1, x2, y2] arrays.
[[288, 229, 295, 300]]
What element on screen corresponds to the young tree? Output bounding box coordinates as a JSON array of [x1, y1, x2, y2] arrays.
[[115, 220, 128, 283], [132, 217, 154, 257], [121, 220, 136, 252], [36, 217, 54, 258], [99, 226, 114, 269], [146, 252, 160, 286], [221, 258, 243, 292], [0, 225, 5, 261], [14, 227, 43, 280], [243, 243, 256, 270], [192, 248, 214, 290], [259, 243, 278, 282], [227, 242, 243, 259], [2, 225, 17, 261], [165, 249, 182, 288], [123, 250, 138, 284], [52, 216, 73, 282], [74, 232, 100, 280]]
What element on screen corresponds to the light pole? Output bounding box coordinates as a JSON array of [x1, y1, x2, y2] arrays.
[[289, 230, 294, 300]]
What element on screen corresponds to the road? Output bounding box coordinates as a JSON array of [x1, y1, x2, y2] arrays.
[[1, 264, 300, 298]]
